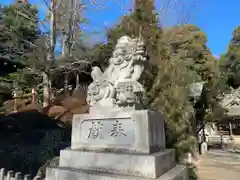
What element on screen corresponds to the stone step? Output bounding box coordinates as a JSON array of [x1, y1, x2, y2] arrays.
[[46, 165, 187, 180], [59, 149, 175, 179]]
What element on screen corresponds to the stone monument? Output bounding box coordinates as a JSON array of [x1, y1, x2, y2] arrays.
[[45, 36, 188, 180]]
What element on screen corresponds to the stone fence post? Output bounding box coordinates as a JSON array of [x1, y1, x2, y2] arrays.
[[24, 174, 31, 180], [15, 172, 22, 180], [0, 168, 42, 180], [6, 170, 14, 180], [0, 168, 5, 180]]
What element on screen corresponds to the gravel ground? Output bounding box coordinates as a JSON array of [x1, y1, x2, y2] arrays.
[[197, 150, 240, 180]]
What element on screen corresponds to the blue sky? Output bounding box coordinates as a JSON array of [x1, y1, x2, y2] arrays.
[[1, 0, 240, 58]]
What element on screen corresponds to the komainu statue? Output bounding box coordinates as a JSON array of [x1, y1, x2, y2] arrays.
[[87, 36, 147, 109]]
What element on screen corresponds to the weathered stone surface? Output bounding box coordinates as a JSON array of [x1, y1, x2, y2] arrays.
[[200, 142, 208, 155], [87, 36, 147, 108], [71, 110, 165, 154], [59, 149, 175, 178], [46, 165, 187, 180]]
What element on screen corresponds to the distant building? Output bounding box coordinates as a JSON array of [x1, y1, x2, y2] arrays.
[[220, 88, 240, 135]]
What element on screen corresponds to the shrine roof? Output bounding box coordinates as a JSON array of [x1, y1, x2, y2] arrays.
[[221, 88, 240, 116]]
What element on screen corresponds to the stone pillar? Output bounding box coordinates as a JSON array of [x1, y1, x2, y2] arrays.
[[200, 142, 208, 155], [220, 126, 224, 149], [64, 73, 68, 96], [0, 168, 5, 180], [6, 170, 14, 180], [24, 174, 31, 180], [229, 123, 233, 136], [13, 91, 18, 112], [76, 74, 80, 89], [15, 172, 22, 180], [186, 153, 192, 164]]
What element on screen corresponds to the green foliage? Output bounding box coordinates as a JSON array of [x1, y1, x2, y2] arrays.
[[163, 25, 227, 127], [1, 1, 40, 63], [220, 26, 240, 88], [24, 35, 47, 70], [3, 2, 39, 39], [187, 163, 198, 180], [7, 69, 42, 103], [0, 7, 15, 62], [90, 42, 116, 69], [147, 43, 196, 160], [0, 1, 42, 102], [163, 25, 216, 81]]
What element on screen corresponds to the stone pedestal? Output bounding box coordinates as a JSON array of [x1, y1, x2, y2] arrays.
[[45, 110, 188, 180], [71, 110, 165, 154]]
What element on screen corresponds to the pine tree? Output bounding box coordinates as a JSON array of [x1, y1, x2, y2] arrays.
[[0, 1, 41, 98], [1, 0, 40, 65]]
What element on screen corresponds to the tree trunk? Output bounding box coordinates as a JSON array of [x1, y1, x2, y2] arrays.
[[64, 73, 69, 96], [43, 0, 56, 107], [188, 107, 200, 161], [42, 71, 50, 107], [62, 32, 67, 57], [76, 73, 79, 89], [65, 0, 77, 57]]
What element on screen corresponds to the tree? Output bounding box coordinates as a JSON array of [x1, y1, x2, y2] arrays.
[[220, 26, 240, 88], [2, 1, 40, 64], [162, 24, 227, 145], [39, 0, 92, 106], [0, 1, 41, 103], [44, 0, 86, 59], [146, 37, 196, 161], [58, 0, 85, 58], [162, 25, 215, 80]]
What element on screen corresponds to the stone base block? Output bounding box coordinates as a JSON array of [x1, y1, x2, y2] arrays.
[[59, 149, 175, 178], [46, 165, 188, 180], [71, 110, 165, 154]]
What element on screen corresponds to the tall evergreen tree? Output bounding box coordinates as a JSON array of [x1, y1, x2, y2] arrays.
[[220, 26, 240, 88], [1, 0, 40, 65], [0, 1, 41, 98], [162, 25, 227, 138]]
